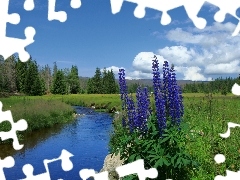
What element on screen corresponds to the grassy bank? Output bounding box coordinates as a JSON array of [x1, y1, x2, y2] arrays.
[[0, 97, 76, 144]]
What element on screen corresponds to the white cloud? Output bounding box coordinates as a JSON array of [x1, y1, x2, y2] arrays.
[[175, 66, 212, 81], [109, 22, 240, 80], [125, 70, 153, 80], [132, 52, 166, 73], [158, 46, 196, 66], [204, 60, 240, 75]]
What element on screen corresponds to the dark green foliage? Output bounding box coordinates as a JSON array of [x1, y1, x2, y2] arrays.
[[68, 65, 81, 94], [93, 67, 103, 94], [51, 70, 67, 95], [24, 58, 45, 96], [183, 76, 239, 94], [87, 68, 118, 94], [16, 58, 28, 93], [110, 115, 198, 180]]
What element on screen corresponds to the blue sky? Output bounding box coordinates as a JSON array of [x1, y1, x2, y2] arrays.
[[6, 0, 240, 80]]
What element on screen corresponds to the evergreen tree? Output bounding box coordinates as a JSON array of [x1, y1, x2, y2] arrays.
[[87, 78, 94, 94], [69, 65, 80, 94], [107, 69, 118, 94], [24, 58, 45, 95], [51, 70, 67, 95], [102, 68, 108, 94], [92, 67, 102, 94]]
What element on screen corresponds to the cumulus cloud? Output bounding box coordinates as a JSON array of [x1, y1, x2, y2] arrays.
[[175, 66, 212, 81], [107, 22, 240, 81], [132, 52, 166, 73], [204, 60, 240, 75]]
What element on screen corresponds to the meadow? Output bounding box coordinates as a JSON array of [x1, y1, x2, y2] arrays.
[[0, 93, 240, 179]]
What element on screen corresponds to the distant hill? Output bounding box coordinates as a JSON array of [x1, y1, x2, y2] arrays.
[[125, 79, 209, 87], [79, 76, 209, 89]]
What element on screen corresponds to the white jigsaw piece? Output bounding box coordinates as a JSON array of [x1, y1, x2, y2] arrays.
[[214, 121, 240, 179], [79, 169, 109, 180], [48, 0, 82, 22], [110, 0, 186, 25], [110, 0, 207, 27], [0, 0, 36, 62], [20, 149, 74, 180], [0, 156, 15, 180], [206, 0, 240, 36], [116, 159, 158, 180], [110, 0, 240, 36], [0, 101, 28, 150]]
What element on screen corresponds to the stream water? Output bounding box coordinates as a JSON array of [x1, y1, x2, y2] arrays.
[[1, 106, 113, 180]]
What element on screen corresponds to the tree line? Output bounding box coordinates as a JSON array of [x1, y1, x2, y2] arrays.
[[2, 55, 239, 96], [182, 76, 240, 95], [0, 55, 119, 96]]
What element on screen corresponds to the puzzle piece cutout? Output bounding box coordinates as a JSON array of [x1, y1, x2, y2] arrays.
[[116, 159, 158, 180], [215, 170, 240, 180], [0, 101, 28, 150], [20, 149, 74, 180], [206, 0, 240, 36], [110, 0, 240, 36], [0, 0, 36, 62], [79, 159, 157, 180], [214, 119, 240, 179], [24, 0, 35, 11], [0, 156, 15, 180], [231, 83, 240, 96], [219, 122, 240, 138], [48, 0, 81, 22], [79, 169, 109, 180]]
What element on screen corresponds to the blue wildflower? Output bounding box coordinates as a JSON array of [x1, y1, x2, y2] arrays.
[[152, 55, 166, 135], [136, 86, 150, 132]]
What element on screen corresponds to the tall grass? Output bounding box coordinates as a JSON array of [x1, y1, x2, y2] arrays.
[[0, 97, 75, 144]]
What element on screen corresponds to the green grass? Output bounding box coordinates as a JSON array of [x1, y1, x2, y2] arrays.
[[182, 94, 240, 179]]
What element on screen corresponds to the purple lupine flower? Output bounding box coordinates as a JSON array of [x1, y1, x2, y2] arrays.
[[126, 95, 138, 132], [168, 65, 184, 127], [152, 55, 166, 135], [118, 69, 128, 103], [118, 69, 129, 127], [136, 86, 150, 132]]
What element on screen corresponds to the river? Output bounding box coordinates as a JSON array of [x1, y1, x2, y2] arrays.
[[1, 106, 113, 180]]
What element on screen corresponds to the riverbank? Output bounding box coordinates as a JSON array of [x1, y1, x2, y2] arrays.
[[0, 94, 120, 145], [0, 97, 76, 144]]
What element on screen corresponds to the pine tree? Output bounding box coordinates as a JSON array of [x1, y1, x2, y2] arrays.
[[102, 68, 108, 94], [24, 58, 45, 95], [92, 67, 102, 94], [51, 70, 67, 95], [108, 69, 118, 94], [69, 65, 80, 94], [87, 78, 94, 94], [16, 57, 28, 93]]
